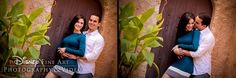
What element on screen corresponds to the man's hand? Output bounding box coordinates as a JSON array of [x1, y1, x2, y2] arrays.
[[78, 56, 87, 61], [62, 52, 78, 60], [181, 49, 191, 56]]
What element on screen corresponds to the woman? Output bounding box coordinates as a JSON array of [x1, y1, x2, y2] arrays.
[[162, 12, 200, 78], [45, 15, 86, 78]]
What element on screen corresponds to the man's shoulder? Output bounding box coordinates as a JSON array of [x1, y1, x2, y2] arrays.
[[96, 33, 104, 41], [203, 30, 215, 44], [206, 30, 215, 40]]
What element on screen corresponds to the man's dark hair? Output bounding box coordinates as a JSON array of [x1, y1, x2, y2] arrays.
[[198, 13, 211, 26], [90, 13, 102, 22]]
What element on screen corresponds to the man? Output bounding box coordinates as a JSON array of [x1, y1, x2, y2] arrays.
[[175, 14, 215, 78], [63, 14, 104, 78]]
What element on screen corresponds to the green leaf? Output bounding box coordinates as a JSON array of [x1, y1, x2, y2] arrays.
[[138, 25, 159, 40], [44, 35, 50, 44], [140, 7, 155, 23], [8, 35, 19, 48], [26, 19, 51, 38], [142, 50, 154, 67], [139, 31, 155, 41], [125, 52, 132, 62], [29, 7, 44, 21], [12, 48, 18, 56], [153, 19, 164, 32], [147, 25, 154, 33], [12, 48, 24, 57], [139, 25, 162, 41], [130, 52, 138, 63], [0, 16, 10, 28], [144, 37, 162, 47], [32, 36, 50, 45], [45, 13, 52, 22], [36, 38, 50, 45], [120, 2, 135, 20], [121, 39, 128, 55], [131, 17, 143, 30], [17, 48, 24, 57], [152, 28, 162, 36], [149, 40, 162, 47], [119, 16, 133, 30], [24, 47, 39, 59], [0, 0, 7, 17], [41, 20, 52, 33], [157, 37, 163, 42], [122, 25, 140, 41], [133, 51, 145, 69], [11, 23, 27, 38], [8, 1, 24, 22], [26, 26, 47, 38], [19, 14, 32, 27], [139, 33, 153, 41], [156, 13, 163, 21]]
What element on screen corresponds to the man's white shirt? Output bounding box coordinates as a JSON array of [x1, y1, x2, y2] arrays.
[[77, 30, 104, 75], [190, 27, 215, 75]]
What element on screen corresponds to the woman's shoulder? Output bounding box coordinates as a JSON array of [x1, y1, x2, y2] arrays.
[[193, 29, 200, 32], [192, 29, 200, 35], [77, 33, 85, 38]]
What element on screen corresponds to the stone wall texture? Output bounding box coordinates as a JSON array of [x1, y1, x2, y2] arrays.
[[94, 0, 117, 78], [211, 0, 236, 78]]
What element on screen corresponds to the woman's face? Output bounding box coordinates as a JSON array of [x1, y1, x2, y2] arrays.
[[186, 18, 194, 31], [74, 18, 84, 31]]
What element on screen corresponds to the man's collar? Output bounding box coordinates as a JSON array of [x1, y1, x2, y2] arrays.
[[86, 30, 99, 35], [200, 27, 209, 34]]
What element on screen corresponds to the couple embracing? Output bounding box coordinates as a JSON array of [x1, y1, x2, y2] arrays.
[[45, 14, 104, 78], [162, 12, 215, 78]]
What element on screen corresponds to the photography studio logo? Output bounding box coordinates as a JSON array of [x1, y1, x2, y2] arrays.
[[12, 56, 24, 65]]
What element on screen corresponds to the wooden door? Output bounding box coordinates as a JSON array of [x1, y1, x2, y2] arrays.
[[146, 0, 212, 77], [32, 0, 102, 77]]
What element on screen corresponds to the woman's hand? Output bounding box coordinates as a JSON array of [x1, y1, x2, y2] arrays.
[[58, 48, 66, 53], [177, 55, 184, 59], [173, 47, 184, 56], [172, 45, 179, 51]]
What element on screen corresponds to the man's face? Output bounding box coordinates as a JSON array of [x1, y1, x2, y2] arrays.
[[88, 15, 100, 31], [194, 16, 203, 29]]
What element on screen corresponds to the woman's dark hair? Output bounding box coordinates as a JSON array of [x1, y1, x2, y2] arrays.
[[176, 12, 195, 38], [64, 15, 86, 37]]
